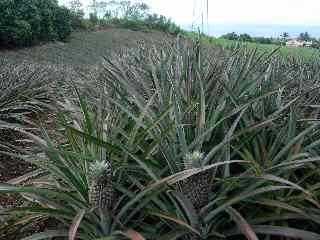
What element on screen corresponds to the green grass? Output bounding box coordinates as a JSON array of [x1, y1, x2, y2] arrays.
[[211, 37, 320, 59]]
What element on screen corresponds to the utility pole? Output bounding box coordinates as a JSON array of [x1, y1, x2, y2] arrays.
[[201, 12, 204, 34], [192, 0, 196, 31], [192, 0, 209, 34], [206, 0, 209, 35], [92, 0, 97, 17]]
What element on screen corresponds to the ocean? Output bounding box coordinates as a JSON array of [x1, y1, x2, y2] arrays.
[[180, 23, 320, 38]]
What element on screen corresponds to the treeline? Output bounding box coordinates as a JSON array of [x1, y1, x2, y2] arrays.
[[0, 0, 183, 48], [221, 31, 320, 49], [221, 32, 277, 45], [68, 0, 183, 35], [0, 0, 73, 47]]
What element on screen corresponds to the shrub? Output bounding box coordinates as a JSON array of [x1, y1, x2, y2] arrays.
[[239, 33, 253, 42], [118, 18, 145, 31], [254, 36, 273, 44], [70, 10, 86, 29], [221, 32, 239, 40], [7, 20, 32, 47], [144, 14, 182, 34], [54, 6, 72, 40], [98, 18, 110, 28], [0, 0, 73, 47], [89, 13, 99, 26], [221, 33, 276, 45], [82, 1, 182, 35]]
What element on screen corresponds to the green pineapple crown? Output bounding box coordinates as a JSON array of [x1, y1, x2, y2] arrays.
[[183, 151, 204, 169], [89, 160, 112, 178]]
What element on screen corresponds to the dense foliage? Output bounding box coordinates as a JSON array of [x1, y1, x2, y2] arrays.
[[221, 32, 275, 45], [2, 34, 320, 239], [0, 0, 72, 47], [80, 0, 183, 34]]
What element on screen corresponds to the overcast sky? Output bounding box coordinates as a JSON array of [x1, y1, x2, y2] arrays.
[[59, 0, 320, 26]]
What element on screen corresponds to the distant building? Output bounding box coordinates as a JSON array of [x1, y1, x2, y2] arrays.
[[286, 39, 304, 47], [286, 39, 313, 48]]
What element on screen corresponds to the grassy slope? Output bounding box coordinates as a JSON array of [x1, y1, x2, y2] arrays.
[[0, 28, 173, 70], [212, 38, 320, 59]]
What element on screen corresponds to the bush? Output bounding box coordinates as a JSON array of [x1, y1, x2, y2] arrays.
[[13, 20, 33, 46], [144, 14, 182, 34], [1, 22, 33, 47], [0, 0, 73, 47], [119, 18, 145, 31], [238, 33, 253, 42], [312, 40, 320, 49], [221, 32, 239, 40], [98, 18, 110, 28], [222, 33, 275, 45], [70, 9, 85, 29], [89, 13, 99, 26], [254, 37, 273, 44], [54, 6, 72, 40], [70, 1, 182, 35]]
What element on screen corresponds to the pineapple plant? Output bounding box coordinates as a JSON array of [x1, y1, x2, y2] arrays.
[[89, 158, 114, 210], [180, 151, 212, 211]]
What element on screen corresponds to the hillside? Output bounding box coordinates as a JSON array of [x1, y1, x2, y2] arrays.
[[1, 28, 174, 70]]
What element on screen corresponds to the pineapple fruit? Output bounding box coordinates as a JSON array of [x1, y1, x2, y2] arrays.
[[181, 151, 212, 210], [89, 159, 114, 210], [180, 151, 212, 240]]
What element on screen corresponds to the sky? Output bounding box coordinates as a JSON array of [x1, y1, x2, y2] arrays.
[[60, 0, 320, 26]]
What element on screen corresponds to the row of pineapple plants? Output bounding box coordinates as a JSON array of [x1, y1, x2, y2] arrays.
[[1, 38, 320, 239], [0, 60, 56, 167]]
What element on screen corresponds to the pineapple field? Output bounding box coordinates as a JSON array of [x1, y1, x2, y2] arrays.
[[2, 29, 320, 240]]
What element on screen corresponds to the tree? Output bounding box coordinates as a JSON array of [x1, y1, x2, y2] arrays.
[[115, 0, 150, 19], [281, 32, 289, 39], [68, 0, 82, 12], [67, 0, 85, 29], [89, 12, 99, 25], [128, 2, 150, 19], [312, 39, 320, 49], [88, 0, 112, 19], [221, 32, 238, 40], [96, 1, 109, 18], [239, 33, 252, 42], [254, 37, 272, 44], [299, 32, 311, 41], [0, 0, 73, 47], [106, 0, 121, 18], [54, 6, 72, 40], [280, 32, 289, 46], [88, 0, 98, 17]]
